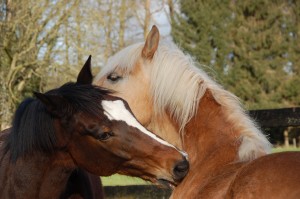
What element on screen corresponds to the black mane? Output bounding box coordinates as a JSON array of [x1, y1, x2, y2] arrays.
[[6, 83, 112, 162]]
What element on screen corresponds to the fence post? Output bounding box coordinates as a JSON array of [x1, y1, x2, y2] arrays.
[[284, 130, 289, 148]]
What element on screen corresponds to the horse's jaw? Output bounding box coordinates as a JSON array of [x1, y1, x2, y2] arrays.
[[147, 111, 183, 150]]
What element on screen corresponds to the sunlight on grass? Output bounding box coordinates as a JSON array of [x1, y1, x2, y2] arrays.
[[272, 147, 300, 153], [101, 174, 151, 186]]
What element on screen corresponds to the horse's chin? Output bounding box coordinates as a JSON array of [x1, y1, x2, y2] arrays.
[[126, 172, 178, 190], [156, 178, 177, 190]]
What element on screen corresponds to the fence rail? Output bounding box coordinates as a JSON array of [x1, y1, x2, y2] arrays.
[[103, 185, 171, 199], [249, 107, 300, 127]]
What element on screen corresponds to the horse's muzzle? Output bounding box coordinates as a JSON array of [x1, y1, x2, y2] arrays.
[[173, 157, 189, 183]]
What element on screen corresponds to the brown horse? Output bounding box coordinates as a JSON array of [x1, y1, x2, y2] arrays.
[[0, 132, 104, 199], [95, 26, 300, 198], [1, 58, 104, 199], [0, 56, 189, 199]]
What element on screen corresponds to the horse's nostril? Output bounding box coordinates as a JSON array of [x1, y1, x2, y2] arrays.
[[173, 159, 189, 182], [175, 160, 189, 173]]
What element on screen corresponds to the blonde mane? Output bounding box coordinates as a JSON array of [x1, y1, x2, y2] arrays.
[[96, 42, 272, 161]]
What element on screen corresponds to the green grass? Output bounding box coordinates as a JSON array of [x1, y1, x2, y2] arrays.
[[271, 147, 300, 153], [102, 147, 300, 186], [101, 174, 150, 186]]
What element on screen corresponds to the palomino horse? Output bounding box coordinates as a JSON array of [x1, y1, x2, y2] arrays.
[[0, 56, 189, 199], [95, 26, 300, 198]]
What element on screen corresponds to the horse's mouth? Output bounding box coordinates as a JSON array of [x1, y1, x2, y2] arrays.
[[157, 178, 177, 190]]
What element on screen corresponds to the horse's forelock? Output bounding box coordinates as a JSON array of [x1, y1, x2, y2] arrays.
[[96, 43, 144, 80]]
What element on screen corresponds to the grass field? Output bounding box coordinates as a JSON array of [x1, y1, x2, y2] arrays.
[[101, 174, 149, 186], [271, 147, 300, 153], [101, 147, 300, 186]]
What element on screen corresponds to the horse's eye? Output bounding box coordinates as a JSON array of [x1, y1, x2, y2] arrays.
[[107, 73, 122, 82], [97, 132, 113, 141]]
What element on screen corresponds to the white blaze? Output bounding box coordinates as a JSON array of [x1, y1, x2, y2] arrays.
[[101, 100, 177, 150]]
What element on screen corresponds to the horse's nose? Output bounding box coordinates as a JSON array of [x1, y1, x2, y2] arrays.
[[173, 157, 189, 182]]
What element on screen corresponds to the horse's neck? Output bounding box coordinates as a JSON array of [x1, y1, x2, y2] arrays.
[[0, 150, 75, 199], [184, 90, 240, 174], [169, 91, 243, 198]]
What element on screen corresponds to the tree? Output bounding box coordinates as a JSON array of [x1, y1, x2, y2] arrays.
[[1, 0, 167, 130], [0, 0, 80, 129], [171, 0, 300, 109]]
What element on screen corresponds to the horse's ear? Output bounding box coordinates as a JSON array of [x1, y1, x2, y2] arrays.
[[77, 55, 93, 84], [34, 92, 67, 117], [142, 25, 160, 60]]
